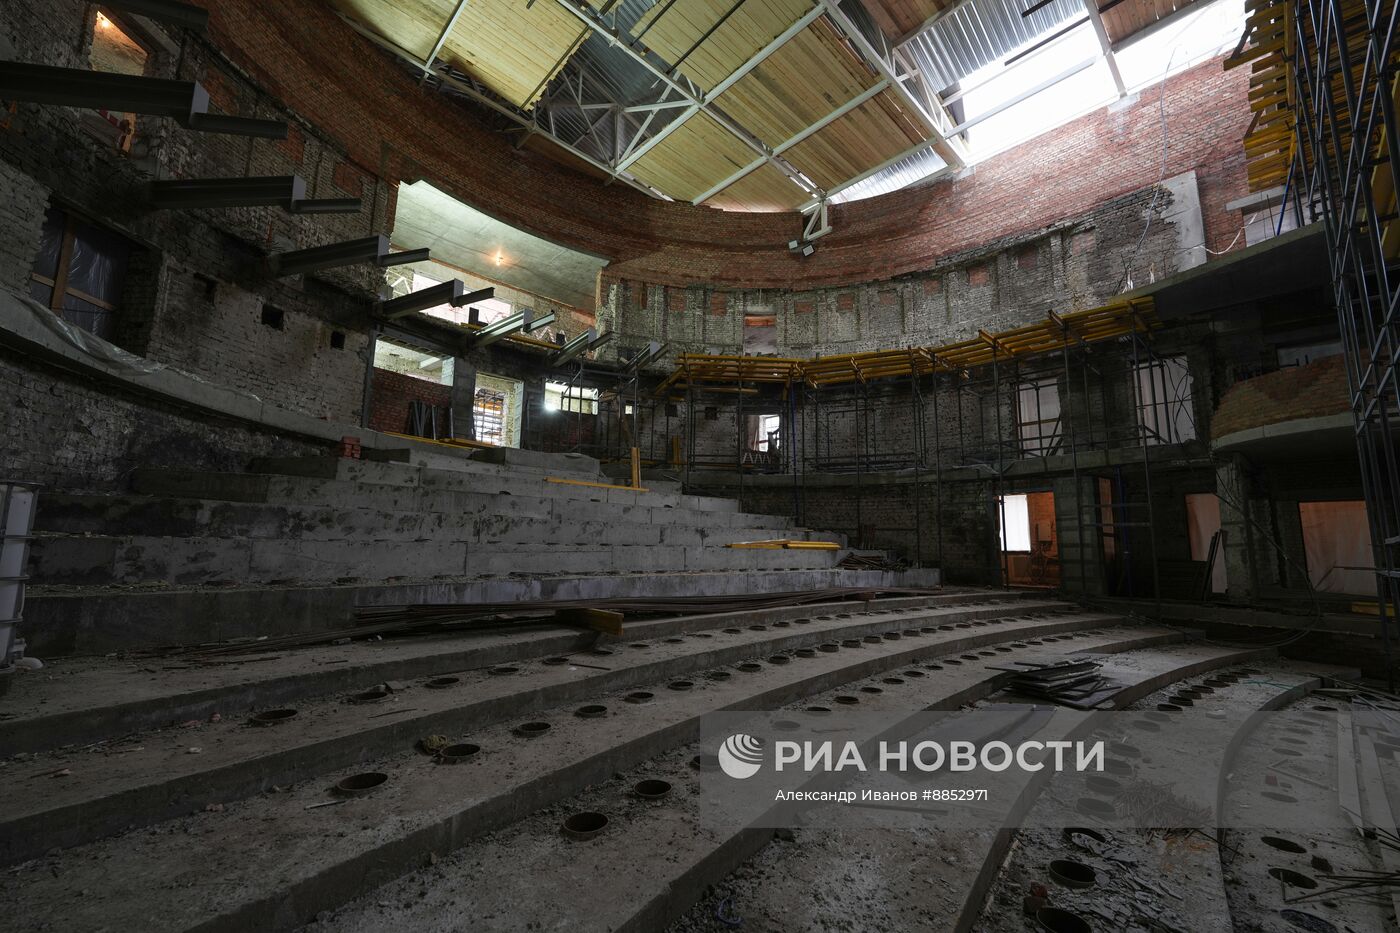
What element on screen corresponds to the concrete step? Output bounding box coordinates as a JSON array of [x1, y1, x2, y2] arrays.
[[30, 494, 820, 547], [0, 591, 1018, 757], [21, 566, 944, 657], [400, 646, 1284, 933], [0, 601, 1089, 864], [0, 623, 1194, 932], [124, 472, 760, 525], [967, 667, 1337, 933], [203, 458, 742, 515], [27, 533, 851, 586], [251, 452, 604, 488]]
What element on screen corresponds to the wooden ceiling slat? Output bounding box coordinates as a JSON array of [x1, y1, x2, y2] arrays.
[[782, 88, 930, 189], [633, 0, 815, 92], [333, 0, 587, 109], [714, 19, 877, 148], [629, 112, 765, 201], [706, 161, 810, 211]]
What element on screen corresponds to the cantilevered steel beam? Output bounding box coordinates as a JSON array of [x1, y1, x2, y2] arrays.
[[0, 64, 287, 138], [152, 175, 361, 213], [267, 234, 430, 277], [336, 14, 665, 201], [524, 309, 558, 333], [103, 0, 208, 31], [552, 327, 598, 367], [0, 63, 207, 123], [378, 281, 495, 320], [472, 311, 528, 347], [818, 0, 966, 170], [623, 340, 666, 372], [187, 113, 289, 139]]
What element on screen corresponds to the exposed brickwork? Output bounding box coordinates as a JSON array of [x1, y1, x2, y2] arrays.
[[0, 159, 48, 295], [0, 347, 324, 491], [367, 368, 451, 435], [599, 178, 1194, 362], [194, 0, 1250, 287], [1211, 354, 1349, 439]]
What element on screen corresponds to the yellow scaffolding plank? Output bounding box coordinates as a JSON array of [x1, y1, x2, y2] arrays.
[[726, 539, 840, 550], [545, 477, 650, 492]]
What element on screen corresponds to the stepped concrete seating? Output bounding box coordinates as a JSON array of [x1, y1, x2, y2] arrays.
[[308, 643, 1284, 933], [0, 593, 1162, 931], [21, 448, 935, 655], [968, 664, 1341, 933]]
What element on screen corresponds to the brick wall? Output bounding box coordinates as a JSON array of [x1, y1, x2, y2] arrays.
[[1211, 354, 1349, 439], [367, 367, 451, 435], [198, 0, 1250, 288], [0, 346, 325, 491], [597, 177, 1198, 366]]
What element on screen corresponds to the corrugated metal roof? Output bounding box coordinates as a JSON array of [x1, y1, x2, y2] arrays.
[[536, 0, 687, 165], [830, 146, 947, 202], [902, 0, 1085, 91]]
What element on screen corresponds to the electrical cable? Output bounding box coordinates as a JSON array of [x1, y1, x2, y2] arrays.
[[1115, 50, 1177, 295]]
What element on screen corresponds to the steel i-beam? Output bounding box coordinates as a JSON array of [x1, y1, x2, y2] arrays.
[[473, 311, 529, 347], [378, 280, 466, 320], [0, 63, 287, 138], [624, 340, 665, 372], [552, 327, 598, 367], [377, 284, 493, 321], [267, 234, 430, 277], [0, 63, 207, 123], [151, 175, 361, 214], [103, 0, 209, 30]]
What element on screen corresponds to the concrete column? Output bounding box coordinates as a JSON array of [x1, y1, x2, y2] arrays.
[[451, 357, 477, 440], [1217, 455, 1260, 602]]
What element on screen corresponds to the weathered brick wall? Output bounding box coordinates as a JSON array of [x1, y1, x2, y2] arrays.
[[598, 178, 1197, 366], [367, 368, 451, 435], [0, 347, 325, 491], [200, 0, 1250, 288], [0, 160, 49, 295], [1211, 353, 1349, 438]]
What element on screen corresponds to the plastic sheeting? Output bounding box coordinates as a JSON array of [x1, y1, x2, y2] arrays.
[[1300, 500, 1375, 595], [7, 290, 264, 410], [31, 207, 130, 341]]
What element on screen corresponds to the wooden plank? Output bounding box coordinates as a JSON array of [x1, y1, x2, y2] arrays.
[[629, 112, 760, 201], [553, 607, 624, 635], [546, 477, 650, 492]]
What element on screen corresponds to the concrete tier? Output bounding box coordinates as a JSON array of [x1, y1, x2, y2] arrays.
[[1, 624, 1215, 933], [1, 597, 1091, 865]]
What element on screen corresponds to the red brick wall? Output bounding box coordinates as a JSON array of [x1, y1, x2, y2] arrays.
[[368, 368, 452, 434], [1211, 355, 1350, 439], [203, 1, 1250, 290]]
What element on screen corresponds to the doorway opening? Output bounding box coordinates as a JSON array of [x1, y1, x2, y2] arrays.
[[999, 491, 1058, 586]]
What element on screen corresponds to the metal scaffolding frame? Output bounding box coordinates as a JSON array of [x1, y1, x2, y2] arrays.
[[1268, 0, 1400, 672], [590, 300, 1208, 597]]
